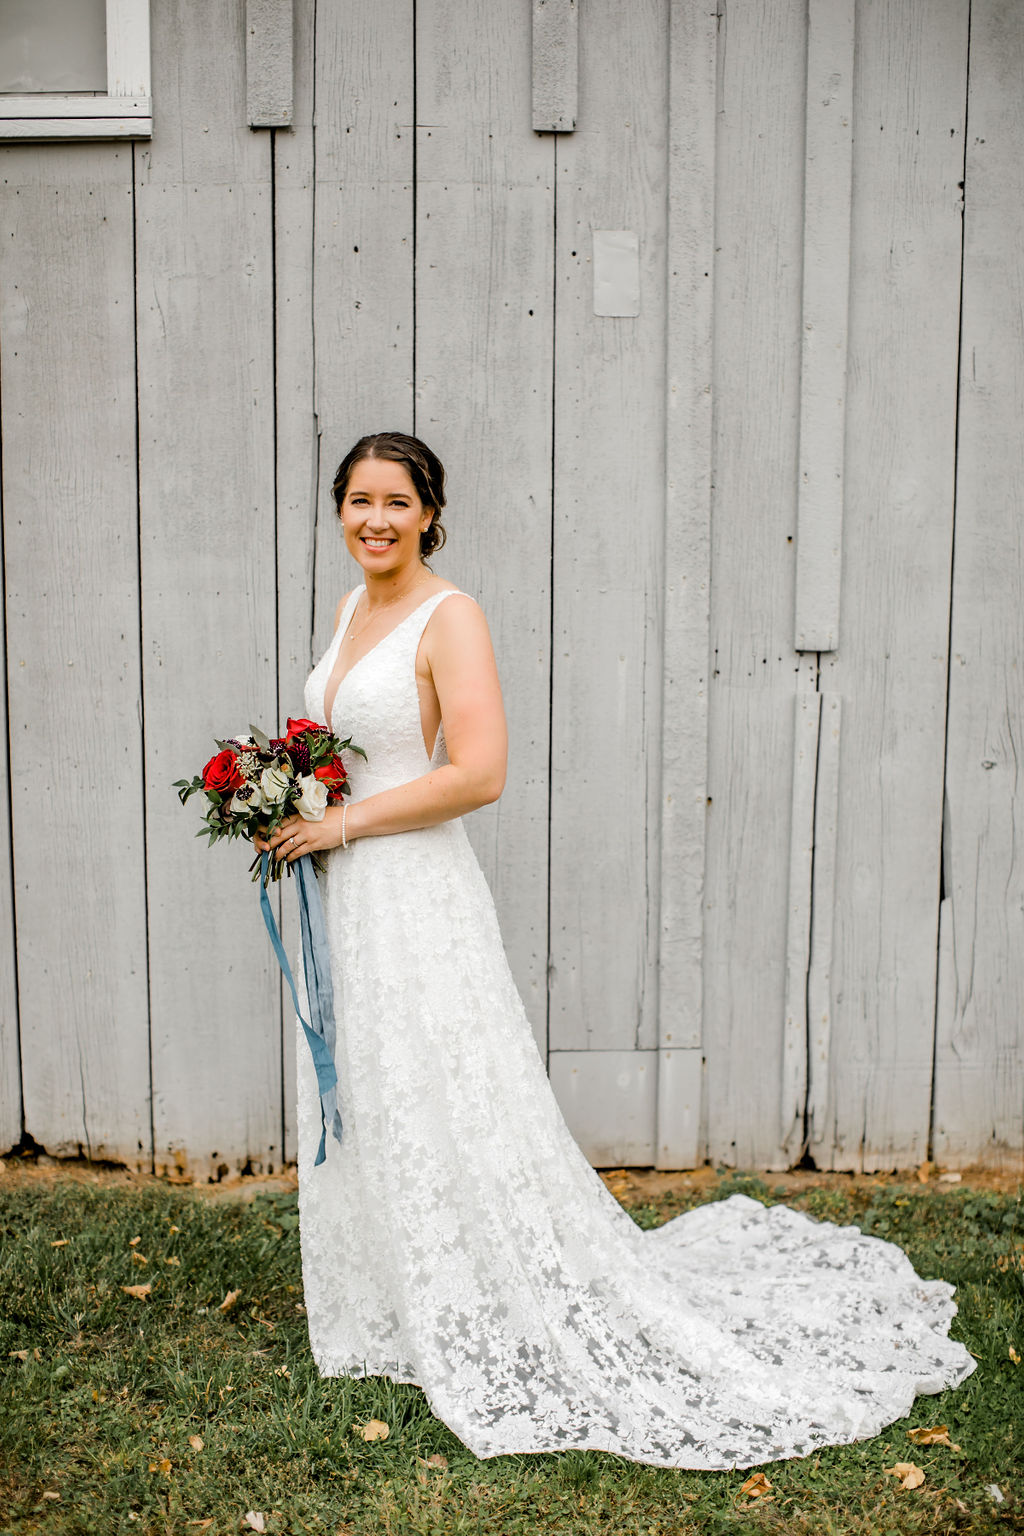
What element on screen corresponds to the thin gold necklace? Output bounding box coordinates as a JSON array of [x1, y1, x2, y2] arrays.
[[344, 573, 430, 644]]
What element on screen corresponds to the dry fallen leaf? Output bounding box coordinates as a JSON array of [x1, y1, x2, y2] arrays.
[[165, 1256, 181, 1266], [219, 1288, 241, 1313], [243, 1513, 266, 1533], [739, 1472, 772, 1499], [131, 1251, 148, 1266], [356, 1418, 390, 1442], [274, 1365, 290, 1378], [148, 1458, 172, 1475], [884, 1462, 925, 1489], [122, 1284, 152, 1300], [424, 1453, 448, 1470], [168, 1224, 180, 1233], [1009, 1346, 1021, 1365], [129, 1236, 141, 1247], [41, 1491, 60, 1501], [8, 1349, 28, 1362], [50, 1239, 69, 1248], [186, 1522, 213, 1531], [907, 1425, 961, 1450], [916, 1160, 933, 1183], [188, 1434, 204, 1452]]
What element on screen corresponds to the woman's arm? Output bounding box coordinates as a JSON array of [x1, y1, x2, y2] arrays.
[[268, 593, 507, 863]]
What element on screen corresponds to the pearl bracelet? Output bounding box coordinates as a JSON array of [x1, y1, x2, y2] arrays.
[[340, 803, 348, 850]]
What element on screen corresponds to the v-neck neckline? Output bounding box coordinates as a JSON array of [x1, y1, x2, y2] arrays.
[[322, 585, 443, 731]]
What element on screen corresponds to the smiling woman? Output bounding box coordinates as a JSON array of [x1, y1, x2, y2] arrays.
[[255, 429, 976, 1472]]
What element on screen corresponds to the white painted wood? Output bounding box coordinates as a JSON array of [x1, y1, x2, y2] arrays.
[[0, 96, 151, 117], [655, 1048, 702, 1170], [793, 0, 854, 653], [106, 0, 151, 96], [0, 508, 20, 1151], [819, 0, 968, 1171], [0, 143, 150, 1166], [246, 0, 293, 127], [274, 0, 317, 1165], [780, 687, 821, 1159], [531, 0, 578, 132], [550, 0, 667, 1086], [549, 1051, 657, 1166], [933, 0, 1024, 1168], [655, 0, 717, 1169], [310, 0, 415, 663], [806, 690, 840, 1151], [702, 0, 810, 1171], [0, 116, 151, 139], [137, 0, 280, 1180], [592, 230, 639, 316], [415, 0, 554, 1050]]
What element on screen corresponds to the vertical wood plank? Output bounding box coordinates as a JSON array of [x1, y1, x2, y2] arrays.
[[532, 0, 578, 132], [780, 688, 821, 1159], [414, 0, 554, 1049], [274, 0, 317, 1164], [819, 0, 968, 1170], [548, 1050, 657, 1165], [309, 0, 414, 661], [656, 0, 717, 1168], [793, 0, 854, 653], [933, 0, 1024, 1167], [806, 690, 840, 1152], [0, 381, 21, 1151], [137, 0, 280, 1179], [1, 143, 150, 1164], [549, 0, 668, 1129], [246, 0, 294, 127], [702, 0, 810, 1170]]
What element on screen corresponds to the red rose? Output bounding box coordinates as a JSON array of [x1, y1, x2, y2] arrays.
[[314, 755, 348, 789], [286, 717, 325, 740], [201, 748, 244, 794]]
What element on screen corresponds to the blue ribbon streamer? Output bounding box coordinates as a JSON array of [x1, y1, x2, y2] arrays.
[[259, 850, 344, 1165]]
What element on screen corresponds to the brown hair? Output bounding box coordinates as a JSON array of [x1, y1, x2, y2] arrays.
[[331, 432, 447, 560]]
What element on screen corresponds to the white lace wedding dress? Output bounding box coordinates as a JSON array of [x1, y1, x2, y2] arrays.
[[295, 586, 975, 1470]]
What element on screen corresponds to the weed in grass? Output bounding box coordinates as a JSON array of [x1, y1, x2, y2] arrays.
[[0, 1177, 1021, 1535]]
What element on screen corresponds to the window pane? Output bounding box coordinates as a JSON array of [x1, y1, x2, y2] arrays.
[[0, 0, 107, 93]]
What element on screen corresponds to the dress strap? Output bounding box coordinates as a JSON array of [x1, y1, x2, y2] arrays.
[[405, 587, 470, 648]]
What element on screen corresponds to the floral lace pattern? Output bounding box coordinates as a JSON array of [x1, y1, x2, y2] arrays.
[[295, 587, 976, 1469]]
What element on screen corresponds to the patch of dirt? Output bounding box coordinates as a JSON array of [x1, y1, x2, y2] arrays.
[[1, 1153, 1020, 1202]]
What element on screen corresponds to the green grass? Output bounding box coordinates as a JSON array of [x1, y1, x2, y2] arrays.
[[1, 1173, 1021, 1534]]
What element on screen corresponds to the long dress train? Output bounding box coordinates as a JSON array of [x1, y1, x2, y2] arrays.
[[295, 585, 975, 1470]]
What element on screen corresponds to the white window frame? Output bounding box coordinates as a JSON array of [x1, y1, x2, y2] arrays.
[[0, 0, 151, 140]]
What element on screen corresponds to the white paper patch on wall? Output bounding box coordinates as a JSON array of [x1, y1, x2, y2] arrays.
[[592, 230, 640, 317]]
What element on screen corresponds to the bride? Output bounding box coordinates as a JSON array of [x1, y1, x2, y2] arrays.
[[259, 430, 975, 1469]]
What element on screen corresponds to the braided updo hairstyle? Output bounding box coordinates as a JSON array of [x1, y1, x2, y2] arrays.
[[331, 432, 447, 561]]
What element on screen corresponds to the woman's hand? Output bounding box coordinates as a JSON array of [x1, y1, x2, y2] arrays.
[[256, 806, 348, 865]]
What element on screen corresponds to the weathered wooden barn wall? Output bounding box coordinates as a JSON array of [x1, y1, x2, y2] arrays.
[[0, 0, 1021, 1177]]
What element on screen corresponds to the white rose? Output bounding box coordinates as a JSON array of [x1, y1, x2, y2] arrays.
[[230, 786, 263, 816], [260, 765, 291, 804], [294, 773, 328, 822]]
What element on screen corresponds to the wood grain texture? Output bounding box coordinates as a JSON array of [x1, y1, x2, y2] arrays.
[[818, 0, 968, 1170], [548, 1050, 657, 1165], [549, 0, 667, 1086], [806, 690, 840, 1153], [1, 143, 150, 1165], [136, 0, 281, 1179], [702, 0, 809, 1170], [309, 0, 415, 662], [933, 0, 1024, 1167], [532, 0, 578, 132], [415, 0, 554, 1049], [655, 0, 717, 1168], [793, 0, 854, 652], [274, 0, 317, 1165], [246, 0, 294, 127], [780, 687, 821, 1160]]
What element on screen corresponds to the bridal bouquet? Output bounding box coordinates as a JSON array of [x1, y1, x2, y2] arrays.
[[175, 716, 364, 1166], [174, 718, 364, 884]]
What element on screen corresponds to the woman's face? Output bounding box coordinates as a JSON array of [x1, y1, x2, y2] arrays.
[[339, 457, 433, 577]]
